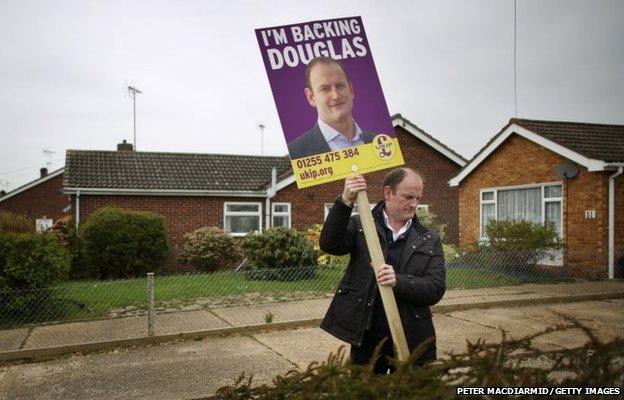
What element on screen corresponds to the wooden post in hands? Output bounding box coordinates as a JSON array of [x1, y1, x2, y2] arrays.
[[355, 190, 410, 362]]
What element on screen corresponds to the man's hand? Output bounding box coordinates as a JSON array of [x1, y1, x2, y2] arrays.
[[376, 264, 396, 287], [341, 175, 367, 207]]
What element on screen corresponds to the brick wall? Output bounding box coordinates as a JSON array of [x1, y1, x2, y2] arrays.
[[0, 173, 69, 228], [564, 169, 609, 277], [458, 134, 611, 277], [274, 126, 462, 244]]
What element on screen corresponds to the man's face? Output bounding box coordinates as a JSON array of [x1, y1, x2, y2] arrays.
[[383, 173, 423, 223], [304, 62, 354, 126]]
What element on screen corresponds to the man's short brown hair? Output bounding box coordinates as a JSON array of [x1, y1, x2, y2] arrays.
[[304, 57, 349, 90], [382, 167, 423, 193]]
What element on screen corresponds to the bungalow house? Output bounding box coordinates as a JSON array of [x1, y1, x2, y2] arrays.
[[449, 118, 624, 279], [0, 167, 69, 231], [60, 115, 465, 270]]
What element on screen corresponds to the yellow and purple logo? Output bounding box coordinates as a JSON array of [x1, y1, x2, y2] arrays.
[[373, 134, 395, 161]]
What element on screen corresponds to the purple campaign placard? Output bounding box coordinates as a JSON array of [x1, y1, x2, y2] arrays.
[[255, 16, 395, 144]]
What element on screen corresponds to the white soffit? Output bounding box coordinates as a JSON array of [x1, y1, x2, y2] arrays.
[[275, 174, 296, 192]]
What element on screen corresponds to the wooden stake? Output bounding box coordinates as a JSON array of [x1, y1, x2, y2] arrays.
[[355, 191, 410, 362]]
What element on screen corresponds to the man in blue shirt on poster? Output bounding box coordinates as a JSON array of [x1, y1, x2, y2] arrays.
[[288, 57, 375, 159]]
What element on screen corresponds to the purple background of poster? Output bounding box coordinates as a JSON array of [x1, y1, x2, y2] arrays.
[[256, 16, 395, 144]]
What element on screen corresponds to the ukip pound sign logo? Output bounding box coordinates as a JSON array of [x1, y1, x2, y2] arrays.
[[373, 134, 395, 161]]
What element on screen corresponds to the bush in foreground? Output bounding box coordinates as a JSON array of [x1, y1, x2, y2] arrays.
[[215, 321, 623, 399], [0, 232, 70, 324], [178, 226, 243, 272], [80, 207, 169, 279], [242, 227, 318, 281]]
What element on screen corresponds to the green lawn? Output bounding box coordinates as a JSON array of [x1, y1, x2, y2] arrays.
[[2, 266, 565, 327], [59, 267, 542, 316], [446, 268, 524, 289], [57, 268, 344, 319]]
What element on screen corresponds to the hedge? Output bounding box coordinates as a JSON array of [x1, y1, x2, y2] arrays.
[[80, 207, 169, 279]]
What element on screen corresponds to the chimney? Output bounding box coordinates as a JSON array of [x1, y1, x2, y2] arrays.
[[40, 167, 48, 177], [117, 140, 134, 152], [0, 190, 5, 197]]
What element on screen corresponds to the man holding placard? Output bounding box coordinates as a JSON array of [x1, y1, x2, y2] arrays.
[[319, 168, 446, 373], [256, 16, 438, 369], [287, 57, 375, 159]]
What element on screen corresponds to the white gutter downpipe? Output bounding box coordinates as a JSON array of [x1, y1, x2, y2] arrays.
[[608, 166, 623, 279], [265, 167, 277, 230], [75, 189, 81, 228]]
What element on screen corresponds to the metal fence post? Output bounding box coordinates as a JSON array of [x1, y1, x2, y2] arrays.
[[147, 272, 155, 337]]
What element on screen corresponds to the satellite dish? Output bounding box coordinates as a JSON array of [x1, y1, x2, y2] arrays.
[[555, 162, 580, 179]]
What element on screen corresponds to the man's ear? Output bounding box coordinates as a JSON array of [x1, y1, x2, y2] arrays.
[[349, 81, 354, 97], [304, 87, 316, 107], [383, 185, 392, 201]]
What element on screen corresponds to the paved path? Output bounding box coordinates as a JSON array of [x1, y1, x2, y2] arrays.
[[1, 297, 623, 400]]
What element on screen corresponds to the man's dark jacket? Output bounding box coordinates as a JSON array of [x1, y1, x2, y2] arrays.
[[288, 123, 376, 159], [319, 198, 446, 358]]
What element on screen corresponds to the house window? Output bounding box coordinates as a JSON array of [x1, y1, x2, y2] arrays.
[[272, 202, 291, 228], [479, 183, 563, 238], [224, 202, 262, 236], [36, 218, 53, 232], [480, 191, 496, 238], [543, 185, 563, 236]]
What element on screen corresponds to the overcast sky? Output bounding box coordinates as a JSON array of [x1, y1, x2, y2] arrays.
[[1, 0, 623, 191]]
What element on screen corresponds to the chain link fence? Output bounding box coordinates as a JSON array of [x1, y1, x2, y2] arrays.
[[1, 247, 623, 351]]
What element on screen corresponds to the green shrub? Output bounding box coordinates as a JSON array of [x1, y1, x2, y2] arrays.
[[417, 208, 446, 241], [305, 224, 349, 268], [242, 227, 318, 281], [469, 219, 565, 280], [482, 219, 563, 266], [442, 244, 459, 261], [80, 207, 169, 279], [0, 232, 71, 324], [49, 215, 86, 279], [484, 219, 563, 253], [178, 226, 243, 273], [0, 211, 32, 233]]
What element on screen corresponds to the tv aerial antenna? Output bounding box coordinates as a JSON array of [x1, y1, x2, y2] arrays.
[[42, 148, 55, 170], [128, 85, 142, 150]]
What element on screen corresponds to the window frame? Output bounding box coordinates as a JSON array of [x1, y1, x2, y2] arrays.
[[479, 189, 497, 239], [223, 201, 263, 237], [271, 202, 291, 228], [35, 218, 53, 232], [479, 181, 563, 239]]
